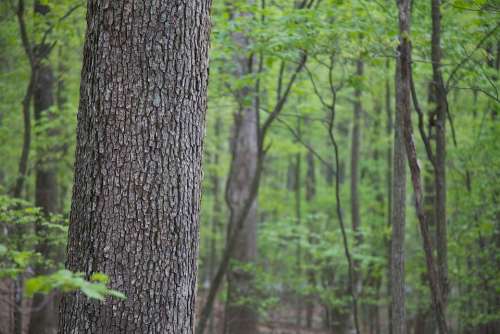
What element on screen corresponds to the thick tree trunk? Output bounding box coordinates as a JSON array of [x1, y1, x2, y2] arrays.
[[58, 1, 211, 333], [391, 54, 407, 334]]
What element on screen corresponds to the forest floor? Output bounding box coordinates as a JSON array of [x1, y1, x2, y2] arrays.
[[197, 292, 336, 334]]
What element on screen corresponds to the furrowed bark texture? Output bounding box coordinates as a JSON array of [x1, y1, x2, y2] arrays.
[[59, 1, 211, 333], [391, 55, 407, 334]]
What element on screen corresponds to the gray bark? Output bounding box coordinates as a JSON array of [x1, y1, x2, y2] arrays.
[[58, 1, 212, 333]]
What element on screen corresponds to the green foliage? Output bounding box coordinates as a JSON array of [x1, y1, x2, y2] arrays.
[[25, 269, 126, 301], [0, 195, 125, 302], [1, 0, 499, 330]]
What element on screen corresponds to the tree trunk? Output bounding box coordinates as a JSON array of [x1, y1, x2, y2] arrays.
[[29, 4, 60, 333], [385, 58, 394, 334], [351, 58, 363, 294], [430, 0, 449, 312], [58, 1, 212, 333], [397, 0, 448, 332], [208, 116, 223, 334], [305, 141, 316, 329], [294, 151, 302, 331], [391, 53, 407, 334], [224, 105, 259, 334], [30, 42, 58, 334], [224, 10, 259, 332]]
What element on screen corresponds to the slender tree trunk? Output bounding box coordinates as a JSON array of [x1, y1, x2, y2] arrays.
[[391, 53, 407, 334], [294, 150, 302, 332], [208, 116, 223, 334], [351, 58, 363, 252], [223, 7, 259, 334], [33, 61, 58, 214], [414, 82, 438, 334], [29, 3, 60, 333], [351, 60, 364, 318], [224, 104, 259, 334], [385, 58, 394, 334], [196, 51, 306, 334], [368, 96, 384, 334], [8, 3, 36, 333], [13, 0, 35, 199], [305, 136, 316, 329], [397, 1, 448, 332], [56, 45, 70, 212], [58, 1, 212, 332], [430, 0, 449, 314]]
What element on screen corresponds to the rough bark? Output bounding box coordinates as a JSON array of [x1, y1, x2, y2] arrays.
[[58, 1, 212, 333], [391, 53, 407, 334]]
